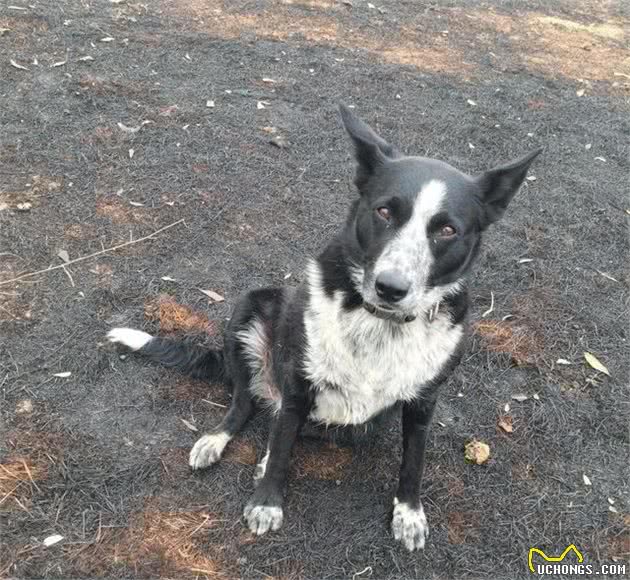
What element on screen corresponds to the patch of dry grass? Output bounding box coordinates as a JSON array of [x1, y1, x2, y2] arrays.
[[474, 319, 543, 366], [293, 442, 352, 480], [144, 294, 216, 335]]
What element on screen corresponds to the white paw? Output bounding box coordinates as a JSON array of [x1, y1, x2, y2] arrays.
[[253, 449, 270, 482], [392, 499, 429, 551], [189, 432, 231, 470], [107, 327, 152, 351], [243, 504, 283, 535]]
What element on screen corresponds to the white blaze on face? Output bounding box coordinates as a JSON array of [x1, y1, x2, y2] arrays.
[[372, 179, 447, 305]]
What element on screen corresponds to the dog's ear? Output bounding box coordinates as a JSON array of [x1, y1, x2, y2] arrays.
[[339, 104, 399, 189], [475, 148, 542, 227]]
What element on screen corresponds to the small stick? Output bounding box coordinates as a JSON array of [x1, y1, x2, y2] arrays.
[[0, 219, 185, 286], [482, 291, 495, 318], [21, 459, 41, 493], [202, 399, 227, 409]]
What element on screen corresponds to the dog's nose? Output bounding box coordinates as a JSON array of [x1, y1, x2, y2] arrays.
[[375, 271, 410, 303]]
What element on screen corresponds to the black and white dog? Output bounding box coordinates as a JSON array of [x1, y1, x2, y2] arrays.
[[108, 105, 540, 551]]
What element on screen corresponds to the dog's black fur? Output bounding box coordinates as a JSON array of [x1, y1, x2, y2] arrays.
[[109, 105, 541, 550]]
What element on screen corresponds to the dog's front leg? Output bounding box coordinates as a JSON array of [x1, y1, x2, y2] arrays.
[[244, 396, 309, 535], [392, 394, 437, 551]]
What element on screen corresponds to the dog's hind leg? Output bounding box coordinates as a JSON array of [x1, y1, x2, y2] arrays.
[[189, 330, 255, 470], [189, 363, 253, 470]]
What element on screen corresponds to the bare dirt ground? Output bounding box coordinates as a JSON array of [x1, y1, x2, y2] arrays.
[[1, 1, 629, 578]]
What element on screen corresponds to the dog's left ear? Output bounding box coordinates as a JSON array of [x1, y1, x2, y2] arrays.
[[475, 148, 542, 228], [339, 104, 400, 189]]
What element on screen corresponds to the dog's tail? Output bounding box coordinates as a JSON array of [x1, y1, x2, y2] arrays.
[[107, 328, 227, 382]]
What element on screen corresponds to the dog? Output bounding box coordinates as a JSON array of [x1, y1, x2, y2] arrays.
[[108, 105, 541, 551]]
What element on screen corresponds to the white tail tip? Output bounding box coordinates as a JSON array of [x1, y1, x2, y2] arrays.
[[107, 327, 152, 351]]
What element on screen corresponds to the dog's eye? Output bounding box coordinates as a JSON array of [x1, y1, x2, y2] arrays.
[[438, 225, 457, 238], [376, 207, 391, 221]]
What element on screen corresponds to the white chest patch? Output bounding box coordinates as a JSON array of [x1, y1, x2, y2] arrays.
[[303, 264, 464, 426]]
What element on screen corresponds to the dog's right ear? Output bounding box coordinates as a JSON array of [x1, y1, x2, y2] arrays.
[[339, 104, 399, 189]]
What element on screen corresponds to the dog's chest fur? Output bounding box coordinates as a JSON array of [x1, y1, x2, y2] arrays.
[[303, 265, 463, 426]]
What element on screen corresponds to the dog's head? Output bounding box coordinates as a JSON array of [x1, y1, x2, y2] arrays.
[[340, 104, 541, 322]]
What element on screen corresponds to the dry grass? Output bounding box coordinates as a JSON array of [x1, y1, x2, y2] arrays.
[[467, 9, 630, 83], [293, 442, 352, 480], [447, 511, 480, 544], [474, 319, 543, 366], [64, 502, 234, 578], [1, 429, 63, 512], [163, 0, 473, 76], [0, 459, 47, 512], [95, 195, 151, 225], [144, 294, 216, 335], [223, 439, 258, 465]]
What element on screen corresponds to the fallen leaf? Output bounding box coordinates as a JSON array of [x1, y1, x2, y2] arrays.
[[57, 249, 70, 263], [206, 99, 215, 108], [43, 535, 64, 547], [467, 99, 477, 106], [498, 415, 513, 433], [584, 352, 610, 376], [16, 399, 33, 414], [261, 126, 277, 134], [53, 372, 71, 378], [269, 135, 288, 148], [583, 473, 592, 486], [161, 276, 176, 282], [199, 289, 225, 303], [117, 122, 142, 133], [181, 418, 198, 432], [50, 60, 67, 68], [464, 439, 490, 464], [556, 358, 571, 365], [468, 142, 475, 149], [10, 59, 28, 70], [159, 104, 179, 116], [512, 393, 529, 402]]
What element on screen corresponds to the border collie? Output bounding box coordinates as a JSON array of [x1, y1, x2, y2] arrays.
[[108, 105, 541, 551]]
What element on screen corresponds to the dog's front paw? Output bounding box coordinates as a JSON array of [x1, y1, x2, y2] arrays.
[[391, 498, 429, 551], [189, 432, 231, 470], [244, 492, 284, 535]]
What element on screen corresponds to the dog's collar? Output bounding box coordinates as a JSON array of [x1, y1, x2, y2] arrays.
[[362, 300, 442, 324]]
